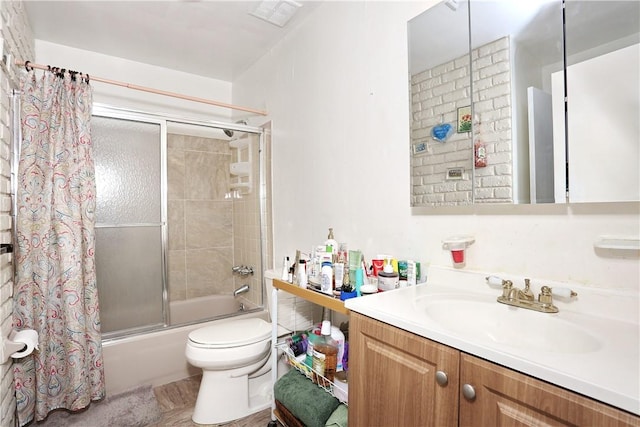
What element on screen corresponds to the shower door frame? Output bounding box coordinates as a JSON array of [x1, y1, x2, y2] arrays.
[[92, 105, 170, 338], [92, 104, 267, 340]]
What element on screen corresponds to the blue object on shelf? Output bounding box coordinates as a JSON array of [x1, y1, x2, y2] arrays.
[[339, 291, 357, 301]]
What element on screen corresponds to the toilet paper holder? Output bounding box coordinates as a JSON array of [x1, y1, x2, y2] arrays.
[[0, 329, 37, 364]]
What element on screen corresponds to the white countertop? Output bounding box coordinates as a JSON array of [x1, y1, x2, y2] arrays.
[[345, 266, 640, 415]]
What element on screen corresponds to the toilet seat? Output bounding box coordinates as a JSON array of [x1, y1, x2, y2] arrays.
[[188, 317, 271, 349]]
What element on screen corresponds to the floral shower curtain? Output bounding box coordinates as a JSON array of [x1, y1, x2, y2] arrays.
[[13, 68, 105, 425]]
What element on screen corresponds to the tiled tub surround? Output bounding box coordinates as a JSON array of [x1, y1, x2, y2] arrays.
[[167, 133, 263, 309], [346, 266, 640, 415], [411, 37, 513, 206]]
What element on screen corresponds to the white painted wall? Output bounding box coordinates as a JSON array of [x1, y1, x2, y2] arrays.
[[35, 40, 235, 123], [233, 1, 639, 290]]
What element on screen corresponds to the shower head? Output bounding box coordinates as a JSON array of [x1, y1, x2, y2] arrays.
[[223, 120, 249, 138]]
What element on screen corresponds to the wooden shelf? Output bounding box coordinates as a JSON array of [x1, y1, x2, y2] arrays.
[[272, 278, 349, 315]]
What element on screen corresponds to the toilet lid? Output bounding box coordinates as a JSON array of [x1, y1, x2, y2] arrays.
[[188, 318, 271, 348]]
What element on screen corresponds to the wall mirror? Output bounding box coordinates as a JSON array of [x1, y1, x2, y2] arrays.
[[409, 0, 639, 208]]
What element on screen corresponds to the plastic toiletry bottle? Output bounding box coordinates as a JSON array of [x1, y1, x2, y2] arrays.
[[334, 262, 344, 289], [378, 257, 399, 291], [355, 267, 363, 297], [298, 260, 307, 288], [330, 325, 345, 371], [321, 261, 333, 295], [304, 327, 321, 369], [281, 256, 290, 281], [312, 320, 338, 386], [325, 228, 338, 257], [407, 260, 417, 286], [339, 243, 349, 286]]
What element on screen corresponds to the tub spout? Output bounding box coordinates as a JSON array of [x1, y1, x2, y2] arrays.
[[233, 284, 250, 297]]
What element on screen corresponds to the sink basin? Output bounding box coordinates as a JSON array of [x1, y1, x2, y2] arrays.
[[416, 294, 603, 354]]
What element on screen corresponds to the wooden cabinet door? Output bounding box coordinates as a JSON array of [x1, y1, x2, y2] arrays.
[[349, 313, 459, 427], [459, 353, 640, 427]]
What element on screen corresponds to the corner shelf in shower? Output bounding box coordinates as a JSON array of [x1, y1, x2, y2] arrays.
[[229, 136, 252, 194]]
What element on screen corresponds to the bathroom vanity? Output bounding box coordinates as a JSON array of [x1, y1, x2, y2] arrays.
[[349, 313, 639, 427], [345, 267, 640, 427]]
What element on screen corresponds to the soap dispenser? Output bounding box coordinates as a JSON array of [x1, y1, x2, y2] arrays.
[[325, 228, 338, 256]]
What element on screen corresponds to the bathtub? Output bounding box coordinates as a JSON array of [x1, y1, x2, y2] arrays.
[[170, 294, 258, 325], [102, 295, 266, 396]]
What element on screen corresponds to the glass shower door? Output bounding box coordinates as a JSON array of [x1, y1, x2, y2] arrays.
[[92, 114, 167, 336]]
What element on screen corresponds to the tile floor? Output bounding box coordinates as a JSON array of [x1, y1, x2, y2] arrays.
[[149, 375, 279, 427]]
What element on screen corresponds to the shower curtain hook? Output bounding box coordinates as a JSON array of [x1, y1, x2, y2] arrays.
[[24, 61, 33, 72]]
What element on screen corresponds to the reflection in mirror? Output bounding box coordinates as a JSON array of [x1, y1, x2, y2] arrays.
[[562, 0, 639, 203], [469, 0, 564, 205], [409, 0, 473, 207], [409, 0, 565, 207]]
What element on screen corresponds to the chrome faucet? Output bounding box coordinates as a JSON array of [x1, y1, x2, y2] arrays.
[[233, 284, 250, 297], [232, 265, 254, 276], [489, 277, 577, 314]]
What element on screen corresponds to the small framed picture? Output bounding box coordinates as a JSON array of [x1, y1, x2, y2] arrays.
[[457, 106, 472, 133]]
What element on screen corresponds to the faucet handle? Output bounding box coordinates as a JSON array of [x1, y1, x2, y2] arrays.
[[538, 286, 577, 306], [486, 275, 506, 287]]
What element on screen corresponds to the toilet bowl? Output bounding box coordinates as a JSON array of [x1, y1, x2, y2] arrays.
[[185, 269, 316, 424], [186, 317, 272, 425]]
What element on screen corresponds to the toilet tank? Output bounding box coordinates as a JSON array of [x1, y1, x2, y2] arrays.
[[264, 269, 319, 334]]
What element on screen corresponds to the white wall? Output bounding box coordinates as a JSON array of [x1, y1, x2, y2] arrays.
[[35, 40, 235, 123], [234, 1, 639, 290]]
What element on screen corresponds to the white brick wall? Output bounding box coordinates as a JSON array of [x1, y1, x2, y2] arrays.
[[0, 2, 34, 426], [411, 37, 513, 206]]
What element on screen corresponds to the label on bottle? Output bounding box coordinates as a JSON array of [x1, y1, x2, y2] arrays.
[[313, 344, 337, 386], [312, 349, 326, 384]]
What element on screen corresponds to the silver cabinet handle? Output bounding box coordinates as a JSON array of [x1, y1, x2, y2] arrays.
[[435, 370, 448, 386], [462, 383, 476, 401]]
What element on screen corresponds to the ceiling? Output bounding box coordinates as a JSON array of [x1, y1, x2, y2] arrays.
[[24, 0, 323, 81], [409, 0, 640, 74]]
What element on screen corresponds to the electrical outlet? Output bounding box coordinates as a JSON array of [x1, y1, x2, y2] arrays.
[[446, 167, 464, 180], [412, 142, 427, 155]]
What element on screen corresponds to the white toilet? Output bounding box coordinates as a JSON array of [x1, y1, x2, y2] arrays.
[[185, 270, 316, 424], [185, 316, 272, 424]]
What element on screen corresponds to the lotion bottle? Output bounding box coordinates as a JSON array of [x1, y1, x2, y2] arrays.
[[324, 228, 338, 257]]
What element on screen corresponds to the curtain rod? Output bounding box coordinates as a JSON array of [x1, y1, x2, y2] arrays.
[[15, 60, 268, 116]]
